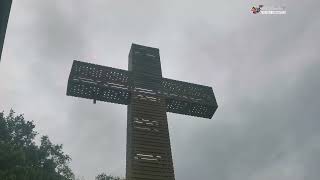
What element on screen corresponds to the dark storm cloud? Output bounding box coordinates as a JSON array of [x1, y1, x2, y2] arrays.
[[0, 0, 319, 179]]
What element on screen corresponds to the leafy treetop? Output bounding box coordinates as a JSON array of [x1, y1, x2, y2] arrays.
[[0, 109, 74, 180]]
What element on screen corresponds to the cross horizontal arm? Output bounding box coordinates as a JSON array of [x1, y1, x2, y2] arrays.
[[66, 60, 218, 118], [66, 60, 131, 105], [161, 78, 218, 119]]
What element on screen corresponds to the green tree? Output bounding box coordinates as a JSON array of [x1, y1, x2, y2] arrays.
[[95, 173, 124, 180], [0, 109, 74, 180]]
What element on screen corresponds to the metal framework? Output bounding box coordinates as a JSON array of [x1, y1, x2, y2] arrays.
[[67, 44, 218, 180], [0, 0, 12, 62]]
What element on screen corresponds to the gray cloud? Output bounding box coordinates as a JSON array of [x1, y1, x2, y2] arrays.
[[0, 0, 319, 179]]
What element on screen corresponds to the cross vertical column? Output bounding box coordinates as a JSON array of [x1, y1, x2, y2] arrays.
[[126, 44, 175, 180]]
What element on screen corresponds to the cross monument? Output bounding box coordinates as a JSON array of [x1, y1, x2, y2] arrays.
[[66, 44, 218, 180]]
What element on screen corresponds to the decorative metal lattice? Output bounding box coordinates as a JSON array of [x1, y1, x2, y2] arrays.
[[161, 78, 217, 118], [67, 60, 131, 105], [67, 61, 217, 118]]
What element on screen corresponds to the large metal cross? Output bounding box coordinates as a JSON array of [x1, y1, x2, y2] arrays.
[[66, 44, 218, 180]]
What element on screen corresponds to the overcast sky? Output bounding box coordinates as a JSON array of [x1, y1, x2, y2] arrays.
[[0, 0, 319, 179]]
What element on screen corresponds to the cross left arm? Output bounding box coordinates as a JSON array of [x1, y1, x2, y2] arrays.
[[66, 60, 131, 105]]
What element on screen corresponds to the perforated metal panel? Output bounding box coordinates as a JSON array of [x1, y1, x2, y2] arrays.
[[67, 60, 131, 105], [66, 60, 218, 117], [162, 78, 218, 118]]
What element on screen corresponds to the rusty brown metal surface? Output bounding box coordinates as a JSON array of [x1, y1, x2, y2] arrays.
[[126, 44, 175, 180], [66, 43, 218, 180]]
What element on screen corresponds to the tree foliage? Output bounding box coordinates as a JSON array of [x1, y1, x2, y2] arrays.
[[95, 173, 124, 180], [0, 109, 74, 180]]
